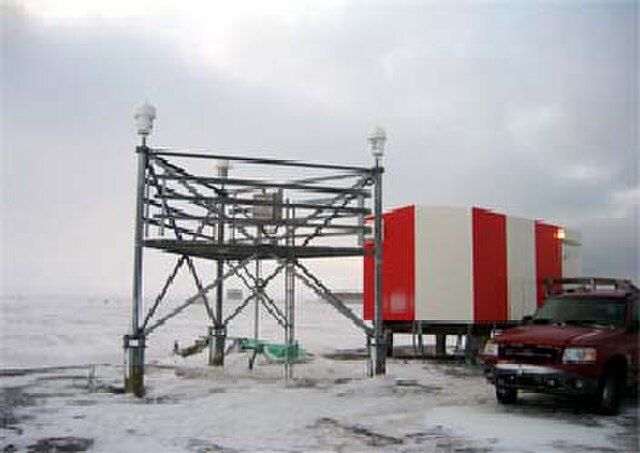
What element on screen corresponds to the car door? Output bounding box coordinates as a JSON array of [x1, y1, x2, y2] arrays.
[[626, 295, 640, 385]]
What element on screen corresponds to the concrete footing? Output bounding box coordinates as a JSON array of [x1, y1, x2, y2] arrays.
[[124, 335, 146, 397], [209, 325, 227, 366]]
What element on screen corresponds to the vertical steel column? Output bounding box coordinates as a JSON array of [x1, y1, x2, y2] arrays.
[[125, 142, 148, 396], [284, 263, 295, 380], [211, 196, 226, 366], [254, 230, 262, 344], [373, 162, 386, 375], [357, 194, 365, 247], [210, 160, 229, 366], [284, 202, 295, 380]]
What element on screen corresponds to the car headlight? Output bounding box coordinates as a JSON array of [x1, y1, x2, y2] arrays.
[[482, 339, 499, 357], [562, 347, 597, 364]]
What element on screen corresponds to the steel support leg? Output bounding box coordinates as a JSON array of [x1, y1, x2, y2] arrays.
[[373, 163, 386, 375], [126, 144, 147, 396], [211, 199, 226, 366], [284, 209, 295, 381], [284, 259, 295, 380], [254, 231, 262, 348]]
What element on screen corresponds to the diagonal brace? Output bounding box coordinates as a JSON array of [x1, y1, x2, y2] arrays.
[[147, 166, 217, 324], [223, 293, 257, 326], [142, 255, 187, 330], [294, 261, 373, 336], [234, 262, 288, 328], [144, 254, 256, 336]]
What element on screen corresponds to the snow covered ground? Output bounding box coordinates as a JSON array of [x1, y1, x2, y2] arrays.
[[1, 295, 638, 452]]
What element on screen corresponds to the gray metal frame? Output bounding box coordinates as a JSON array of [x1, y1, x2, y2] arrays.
[[125, 146, 385, 396]]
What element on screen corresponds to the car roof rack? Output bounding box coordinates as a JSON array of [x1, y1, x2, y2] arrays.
[[545, 277, 639, 297]]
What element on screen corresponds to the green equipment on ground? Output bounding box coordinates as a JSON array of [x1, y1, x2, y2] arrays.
[[174, 337, 209, 358], [230, 338, 312, 369], [173, 336, 313, 369]]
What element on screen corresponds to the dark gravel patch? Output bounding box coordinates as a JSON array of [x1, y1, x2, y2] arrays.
[[314, 417, 404, 447], [321, 349, 368, 360], [1, 386, 35, 433], [25, 437, 93, 452], [187, 438, 239, 453]]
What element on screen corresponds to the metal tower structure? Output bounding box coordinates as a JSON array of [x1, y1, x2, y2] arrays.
[[124, 103, 387, 396]]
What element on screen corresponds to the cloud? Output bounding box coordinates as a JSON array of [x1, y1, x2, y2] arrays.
[[611, 185, 640, 220], [2, 1, 638, 295]]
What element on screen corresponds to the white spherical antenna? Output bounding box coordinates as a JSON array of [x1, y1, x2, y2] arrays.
[[368, 125, 387, 158], [134, 101, 156, 137]]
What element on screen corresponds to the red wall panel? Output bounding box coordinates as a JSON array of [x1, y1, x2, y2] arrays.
[[535, 222, 563, 307], [472, 208, 508, 322], [382, 206, 415, 320], [362, 206, 415, 321]]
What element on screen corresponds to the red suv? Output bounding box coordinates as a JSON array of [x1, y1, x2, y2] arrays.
[[483, 278, 639, 415]]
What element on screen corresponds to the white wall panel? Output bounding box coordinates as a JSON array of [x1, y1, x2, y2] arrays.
[[506, 217, 537, 319], [414, 206, 473, 321], [562, 228, 582, 277]]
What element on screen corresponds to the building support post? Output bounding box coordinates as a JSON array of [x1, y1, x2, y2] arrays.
[[125, 143, 148, 397], [435, 334, 447, 358], [465, 325, 481, 365], [373, 162, 386, 375]]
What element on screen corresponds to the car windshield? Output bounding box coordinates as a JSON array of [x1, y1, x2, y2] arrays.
[[533, 297, 626, 327]]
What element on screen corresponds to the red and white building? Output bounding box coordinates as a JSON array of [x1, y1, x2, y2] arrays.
[[363, 205, 581, 324]]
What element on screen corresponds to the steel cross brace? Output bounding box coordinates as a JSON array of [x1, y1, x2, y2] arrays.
[[150, 156, 258, 243], [223, 292, 259, 327], [231, 259, 288, 328], [300, 174, 372, 246], [141, 254, 188, 331], [143, 255, 257, 336], [146, 166, 217, 324], [149, 158, 225, 237], [294, 261, 373, 336]]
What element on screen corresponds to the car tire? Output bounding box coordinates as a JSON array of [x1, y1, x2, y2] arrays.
[[496, 386, 517, 405], [596, 369, 621, 415]]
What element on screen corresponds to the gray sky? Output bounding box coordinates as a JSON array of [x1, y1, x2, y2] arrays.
[[1, 0, 638, 297]]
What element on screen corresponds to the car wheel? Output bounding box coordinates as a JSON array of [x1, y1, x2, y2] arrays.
[[597, 369, 621, 415], [496, 386, 517, 405]]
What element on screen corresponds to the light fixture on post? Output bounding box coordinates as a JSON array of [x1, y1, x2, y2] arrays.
[[126, 101, 157, 397], [368, 125, 387, 376], [368, 126, 387, 167], [134, 101, 156, 147]]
